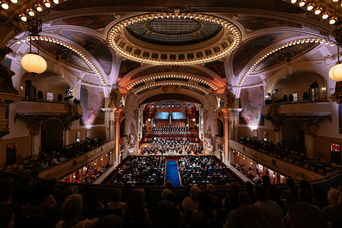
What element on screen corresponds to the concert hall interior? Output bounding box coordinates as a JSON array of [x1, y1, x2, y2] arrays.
[[1, 0, 342, 227]]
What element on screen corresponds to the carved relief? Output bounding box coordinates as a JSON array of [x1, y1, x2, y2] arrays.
[[161, 85, 181, 93], [222, 89, 235, 108], [14, 104, 82, 135], [108, 87, 122, 109], [263, 104, 286, 132], [205, 127, 215, 154], [0, 47, 19, 94]]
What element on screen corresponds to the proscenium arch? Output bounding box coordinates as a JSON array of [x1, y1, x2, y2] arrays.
[[140, 94, 203, 105]]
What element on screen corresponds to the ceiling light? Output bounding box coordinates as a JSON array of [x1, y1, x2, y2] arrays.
[[43, 0, 51, 7], [306, 3, 314, 11], [322, 12, 329, 19], [298, 0, 306, 7], [1, 1, 9, 9], [19, 13, 27, 21], [53, 0, 59, 3], [10, 0, 17, 3], [329, 17, 337, 25], [314, 7, 322, 15], [27, 9, 35, 16], [291, 0, 297, 3], [36, 4, 43, 12]]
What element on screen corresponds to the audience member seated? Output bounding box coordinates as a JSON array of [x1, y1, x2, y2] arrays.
[[109, 156, 165, 186], [179, 157, 236, 186], [253, 185, 283, 223], [122, 189, 151, 228], [56, 194, 95, 228], [287, 202, 329, 228], [322, 188, 342, 226], [191, 191, 218, 225]]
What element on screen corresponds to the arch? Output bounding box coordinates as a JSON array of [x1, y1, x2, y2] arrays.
[[141, 93, 203, 105], [41, 118, 64, 152], [282, 118, 305, 153]]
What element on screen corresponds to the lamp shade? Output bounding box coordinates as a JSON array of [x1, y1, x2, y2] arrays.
[[329, 63, 342, 82], [21, 53, 47, 74]]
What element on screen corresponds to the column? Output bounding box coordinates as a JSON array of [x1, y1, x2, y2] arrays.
[[63, 130, 69, 146], [221, 109, 230, 165], [31, 133, 41, 156], [305, 135, 315, 158], [114, 109, 122, 167], [102, 108, 115, 140]]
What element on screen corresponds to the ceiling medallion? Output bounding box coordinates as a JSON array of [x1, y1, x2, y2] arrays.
[[108, 13, 241, 65]]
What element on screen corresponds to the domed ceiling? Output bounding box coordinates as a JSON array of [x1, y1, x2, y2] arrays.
[[2, 0, 336, 93]]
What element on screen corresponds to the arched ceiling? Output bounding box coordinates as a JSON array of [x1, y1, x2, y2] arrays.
[[1, 0, 338, 99]]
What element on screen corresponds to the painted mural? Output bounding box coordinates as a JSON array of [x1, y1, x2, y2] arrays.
[[49, 30, 112, 75], [80, 85, 105, 126], [233, 32, 301, 76], [252, 42, 319, 74], [239, 86, 264, 126], [50, 15, 116, 30], [235, 16, 301, 31], [204, 60, 225, 78], [118, 60, 141, 79]]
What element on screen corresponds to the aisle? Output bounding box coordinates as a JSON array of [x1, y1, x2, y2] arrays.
[[165, 160, 181, 187]]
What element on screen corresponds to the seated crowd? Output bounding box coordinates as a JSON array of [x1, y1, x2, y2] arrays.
[[108, 156, 166, 186], [141, 138, 203, 155], [152, 125, 190, 135], [179, 157, 237, 186], [1, 174, 341, 228]]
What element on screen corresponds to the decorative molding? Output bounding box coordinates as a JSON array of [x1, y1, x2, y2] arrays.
[[14, 104, 82, 136]]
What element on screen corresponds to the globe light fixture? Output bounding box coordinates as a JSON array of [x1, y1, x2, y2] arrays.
[[21, 0, 47, 75], [21, 53, 47, 74]]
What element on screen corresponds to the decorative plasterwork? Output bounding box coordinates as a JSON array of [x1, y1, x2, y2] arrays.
[[238, 37, 329, 86], [14, 104, 82, 136], [133, 81, 210, 95], [17, 36, 107, 86], [124, 73, 221, 91], [108, 12, 241, 65]]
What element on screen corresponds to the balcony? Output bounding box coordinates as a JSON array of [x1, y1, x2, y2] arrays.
[[39, 140, 115, 180], [16, 101, 83, 115], [262, 102, 332, 117], [229, 140, 325, 181]]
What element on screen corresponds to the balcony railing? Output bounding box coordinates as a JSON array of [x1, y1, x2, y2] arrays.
[[229, 140, 325, 181], [39, 140, 115, 180]]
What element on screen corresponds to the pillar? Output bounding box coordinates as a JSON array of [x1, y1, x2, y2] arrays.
[[305, 135, 315, 158], [31, 133, 41, 156], [222, 109, 230, 165], [114, 109, 122, 167], [102, 108, 115, 140], [63, 130, 69, 146]]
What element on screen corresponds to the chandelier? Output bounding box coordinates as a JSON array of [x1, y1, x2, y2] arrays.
[[21, 0, 47, 75]]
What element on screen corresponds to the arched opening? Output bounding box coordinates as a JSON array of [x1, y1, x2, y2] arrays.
[[41, 119, 64, 152], [282, 118, 305, 153], [217, 118, 223, 137], [120, 119, 126, 138]]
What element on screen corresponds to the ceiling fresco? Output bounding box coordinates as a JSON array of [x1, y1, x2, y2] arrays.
[[131, 66, 215, 81], [251, 42, 320, 74], [56, 0, 302, 14], [233, 32, 303, 76], [32, 40, 94, 73], [204, 61, 226, 78], [48, 30, 113, 75], [118, 60, 142, 79], [50, 15, 117, 30], [234, 16, 302, 32]]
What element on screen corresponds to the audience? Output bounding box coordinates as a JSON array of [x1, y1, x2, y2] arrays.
[[56, 194, 95, 228]]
